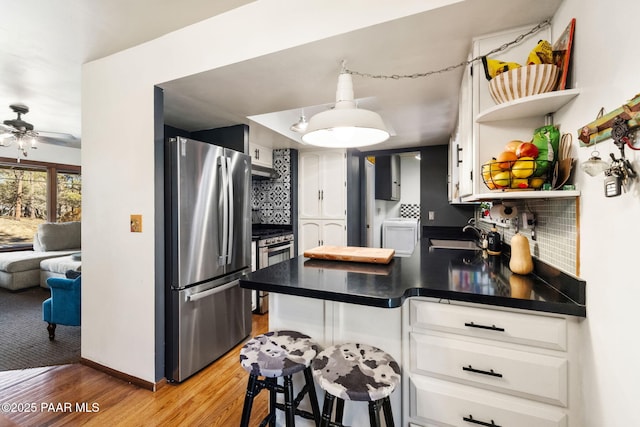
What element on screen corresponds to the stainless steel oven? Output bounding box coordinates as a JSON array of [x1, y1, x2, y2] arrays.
[[254, 232, 294, 313]]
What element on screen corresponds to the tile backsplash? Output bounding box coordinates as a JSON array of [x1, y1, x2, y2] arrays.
[[476, 198, 578, 275], [251, 149, 292, 224], [400, 204, 420, 218]]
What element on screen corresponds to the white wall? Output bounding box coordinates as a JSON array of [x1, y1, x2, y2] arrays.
[[82, 0, 458, 383], [400, 154, 421, 204], [552, 1, 640, 425]]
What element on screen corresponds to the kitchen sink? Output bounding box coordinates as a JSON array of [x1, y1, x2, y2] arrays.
[[428, 239, 480, 250]]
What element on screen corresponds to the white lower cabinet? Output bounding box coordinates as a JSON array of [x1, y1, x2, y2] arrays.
[[298, 219, 346, 254], [270, 294, 402, 427], [410, 375, 567, 427], [403, 298, 582, 427]]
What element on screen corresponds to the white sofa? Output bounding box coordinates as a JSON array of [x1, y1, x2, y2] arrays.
[[40, 253, 82, 288], [0, 221, 81, 291]]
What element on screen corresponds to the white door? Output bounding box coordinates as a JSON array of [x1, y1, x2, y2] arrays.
[[299, 220, 321, 254], [321, 220, 346, 247], [320, 151, 346, 218], [299, 152, 321, 218], [365, 159, 375, 247]]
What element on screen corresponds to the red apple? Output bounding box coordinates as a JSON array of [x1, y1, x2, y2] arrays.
[[516, 142, 539, 159]]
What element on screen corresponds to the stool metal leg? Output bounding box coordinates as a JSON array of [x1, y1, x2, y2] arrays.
[[303, 367, 322, 425], [320, 393, 336, 427], [283, 375, 296, 427], [267, 377, 277, 427], [382, 397, 394, 427], [240, 374, 259, 427], [368, 400, 382, 427], [335, 398, 345, 424]]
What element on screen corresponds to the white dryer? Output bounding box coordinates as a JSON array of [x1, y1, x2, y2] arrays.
[[382, 218, 420, 256]]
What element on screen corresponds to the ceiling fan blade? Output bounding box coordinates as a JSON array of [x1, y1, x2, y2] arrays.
[[37, 131, 81, 147], [0, 123, 16, 134], [38, 136, 71, 146]]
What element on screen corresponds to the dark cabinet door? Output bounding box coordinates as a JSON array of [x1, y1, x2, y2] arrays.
[[375, 154, 401, 201]]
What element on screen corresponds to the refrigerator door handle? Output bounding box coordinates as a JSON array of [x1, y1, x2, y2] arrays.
[[219, 156, 229, 266], [226, 156, 234, 264], [187, 280, 239, 302]]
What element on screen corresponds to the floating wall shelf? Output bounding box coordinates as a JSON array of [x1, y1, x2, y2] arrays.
[[476, 89, 581, 123], [462, 190, 580, 202]]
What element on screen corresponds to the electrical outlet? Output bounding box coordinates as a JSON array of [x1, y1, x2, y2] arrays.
[[130, 214, 142, 232], [521, 212, 536, 229]]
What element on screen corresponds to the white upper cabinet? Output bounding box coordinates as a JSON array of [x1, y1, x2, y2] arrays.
[[298, 149, 347, 254], [249, 142, 273, 168], [450, 61, 474, 202], [298, 150, 346, 219], [452, 24, 580, 202]]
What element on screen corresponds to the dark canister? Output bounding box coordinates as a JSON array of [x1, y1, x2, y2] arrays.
[[487, 226, 502, 255]]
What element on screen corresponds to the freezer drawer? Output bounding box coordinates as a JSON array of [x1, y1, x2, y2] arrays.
[[167, 278, 252, 382]]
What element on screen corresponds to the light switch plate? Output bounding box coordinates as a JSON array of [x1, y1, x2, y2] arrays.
[[130, 214, 142, 232]]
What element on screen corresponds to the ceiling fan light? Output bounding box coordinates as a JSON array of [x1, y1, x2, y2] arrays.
[[1, 105, 40, 159], [302, 72, 389, 148]]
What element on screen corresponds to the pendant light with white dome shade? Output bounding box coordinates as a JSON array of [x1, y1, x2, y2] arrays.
[[302, 66, 389, 148]]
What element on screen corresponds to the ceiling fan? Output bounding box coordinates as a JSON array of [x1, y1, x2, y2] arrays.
[[0, 104, 80, 159]]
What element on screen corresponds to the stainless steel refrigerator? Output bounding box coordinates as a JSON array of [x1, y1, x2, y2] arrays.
[[165, 136, 252, 382]]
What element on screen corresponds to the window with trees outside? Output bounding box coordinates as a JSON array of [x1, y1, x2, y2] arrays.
[[0, 159, 81, 250]]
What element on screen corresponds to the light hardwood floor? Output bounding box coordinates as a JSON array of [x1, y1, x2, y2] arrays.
[[0, 314, 269, 426]]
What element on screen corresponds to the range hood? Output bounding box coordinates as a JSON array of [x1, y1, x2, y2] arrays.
[[251, 164, 279, 179]]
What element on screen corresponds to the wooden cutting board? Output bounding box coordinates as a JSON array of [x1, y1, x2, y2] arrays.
[[303, 246, 395, 264]]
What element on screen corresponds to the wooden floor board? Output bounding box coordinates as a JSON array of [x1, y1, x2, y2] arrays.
[[0, 314, 269, 426]]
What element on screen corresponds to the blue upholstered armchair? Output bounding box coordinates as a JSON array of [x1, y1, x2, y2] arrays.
[[42, 275, 81, 340]]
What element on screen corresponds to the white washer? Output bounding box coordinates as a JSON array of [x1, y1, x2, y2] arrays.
[[382, 218, 420, 256]]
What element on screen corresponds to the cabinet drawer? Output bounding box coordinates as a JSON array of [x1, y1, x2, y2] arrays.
[[410, 333, 568, 406], [410, 300, 567, 351], [410, 375, 568, 427]]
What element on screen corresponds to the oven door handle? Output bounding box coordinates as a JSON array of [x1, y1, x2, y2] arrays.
[[265, 242, 293, 253]]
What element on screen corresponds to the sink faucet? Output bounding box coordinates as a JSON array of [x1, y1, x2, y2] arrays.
[[462, 224, 485, 248]]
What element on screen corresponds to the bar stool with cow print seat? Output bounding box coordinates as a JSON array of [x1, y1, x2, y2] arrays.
[[240, 330, 322, 426], [312, 343, 400, 427]]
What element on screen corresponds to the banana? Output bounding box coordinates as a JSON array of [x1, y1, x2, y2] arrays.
[[526, 40, 553, 65], [481, 56, 521, 81]]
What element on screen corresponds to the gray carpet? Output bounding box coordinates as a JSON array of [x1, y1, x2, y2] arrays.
[[0, 286, 80, 371]]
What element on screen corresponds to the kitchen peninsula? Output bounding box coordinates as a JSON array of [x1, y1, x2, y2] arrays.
[[239, 239, 586, 426]]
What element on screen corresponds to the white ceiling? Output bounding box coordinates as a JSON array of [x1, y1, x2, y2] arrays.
[[1, 0, 563, 152]]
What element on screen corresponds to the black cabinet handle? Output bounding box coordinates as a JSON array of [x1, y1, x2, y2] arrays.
[[464, 322, 505, 332], [463, 415, 501, 427], [462, 365, 503, 378]]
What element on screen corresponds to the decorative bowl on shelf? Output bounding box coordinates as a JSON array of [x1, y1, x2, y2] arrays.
[[488, 64, 559, 104]]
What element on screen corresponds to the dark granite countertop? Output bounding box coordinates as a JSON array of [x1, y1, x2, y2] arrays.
[[240, 239, 586, 317]]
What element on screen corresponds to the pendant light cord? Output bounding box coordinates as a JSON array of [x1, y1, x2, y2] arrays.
[[344, 19, 551, 80]]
